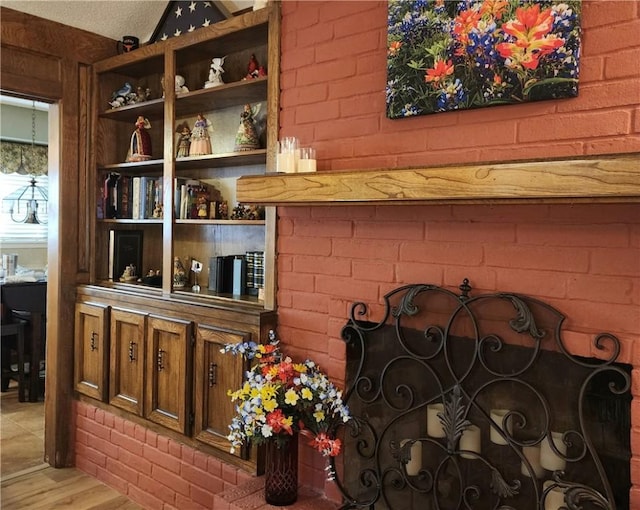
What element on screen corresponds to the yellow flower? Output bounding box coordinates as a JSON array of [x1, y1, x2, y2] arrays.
[[282, 416, 293, 428], [301, 388, 313, 400], [284, 389, 299, 405], [250, 388, 260, 399], [313, 409, 325, 422], [293, 363, 307, 373], [263, 399, 277, 412]]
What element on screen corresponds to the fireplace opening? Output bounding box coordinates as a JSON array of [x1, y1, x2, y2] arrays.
[[331, 281, 631, 510]]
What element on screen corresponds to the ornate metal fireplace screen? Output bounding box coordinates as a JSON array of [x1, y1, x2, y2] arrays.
[[330, 280, 630, 510]]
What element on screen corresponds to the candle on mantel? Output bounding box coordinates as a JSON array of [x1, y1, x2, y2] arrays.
[[427, 403, 445, 438], [490, 408, 513, 445], [520, 445, 545, 478], [459, 424, 481, 459], [401, 439, 422, 476], [540, 431, 567, 471], [543, 480, 566, 510]]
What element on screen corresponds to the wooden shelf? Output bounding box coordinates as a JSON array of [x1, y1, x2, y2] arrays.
[[176, 149, 266, 170], [98, 218, 163, 224], [236, 154, 640, 206], [175, 219, 265, 225], [99, 98, 165, 122], [176, 78, 268, 117], [99, 159, 164, 172]]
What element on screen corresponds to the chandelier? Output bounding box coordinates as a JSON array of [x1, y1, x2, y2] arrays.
[[2, 100, 48, 224]]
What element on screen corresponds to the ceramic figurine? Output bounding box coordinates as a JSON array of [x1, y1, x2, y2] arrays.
[[161, 74, 189, 97], [173, 257, 187, 288], [189, 113, 212, 156], [126, 116, 152, 162], [176, 123, 191, 158], [120, 264, 138, 282], [109, 82, 134, 108], [243, 54, 261, 80], [204, 57, 226, 88], [234, 103, 260, 151]]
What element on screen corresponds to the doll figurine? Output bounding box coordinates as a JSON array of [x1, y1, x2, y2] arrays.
[[176, 124, 191, 158], [127, 116, 152, 162], [243, 54, 261, 80], [234, 103, 260, 151], [189, 113, 212, 156], [204, 57, 226, 88]]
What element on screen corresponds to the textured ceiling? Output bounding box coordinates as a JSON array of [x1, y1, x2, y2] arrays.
[[1, 0, 252, 43]]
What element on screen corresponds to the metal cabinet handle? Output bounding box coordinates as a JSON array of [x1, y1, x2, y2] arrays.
[[157, 348, 165, 371], [128, 341, 136, 362], [208, 363, 217, 387], [89, 332, 97, 351]]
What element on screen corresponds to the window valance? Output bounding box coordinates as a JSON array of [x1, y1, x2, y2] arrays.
[[0, 141, 48, 176]]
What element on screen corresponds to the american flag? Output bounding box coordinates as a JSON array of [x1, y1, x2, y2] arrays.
[[151, 1, 231, 42]]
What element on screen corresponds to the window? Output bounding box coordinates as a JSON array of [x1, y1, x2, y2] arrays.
[[0, 172, 48, 243]]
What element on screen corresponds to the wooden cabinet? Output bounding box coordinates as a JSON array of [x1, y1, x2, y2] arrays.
[[74, 302, 109, 401], [90, 4, 279, 311], [144, 315, 192, 435], [109, 308, 146, 415], [194, 324, 249, 457]]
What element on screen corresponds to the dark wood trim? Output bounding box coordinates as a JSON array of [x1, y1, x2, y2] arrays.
[[1, 8, 117, 469]]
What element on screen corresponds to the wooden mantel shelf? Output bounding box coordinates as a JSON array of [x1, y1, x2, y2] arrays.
[[237, 153, 640, 206]]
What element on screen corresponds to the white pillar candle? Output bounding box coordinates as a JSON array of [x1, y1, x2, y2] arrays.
[[276, 152, 296, 173], [490, 408, 513, 445], [543, 480, 566, 510], [427, 403, 445, 438], [401, 439, 422, 476], [297, 159, 316, 173], [520, 445, 545, 478], [540, 431, 567, 471], [459, 424, 481, 459]]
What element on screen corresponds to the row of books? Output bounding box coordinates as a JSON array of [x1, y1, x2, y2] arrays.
[[208, 251, 264, 296], [98, 172, 163, 220]]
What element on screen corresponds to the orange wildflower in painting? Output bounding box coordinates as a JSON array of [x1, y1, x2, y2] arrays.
[[496, 4, 564, 70], [479, 0, 508, 20], [388, 41, 402, 57], [425, 59, 454, 87], [453, 8, 481, 49]]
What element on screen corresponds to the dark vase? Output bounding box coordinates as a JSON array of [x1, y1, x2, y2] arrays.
[[264, 435, 298, 506]]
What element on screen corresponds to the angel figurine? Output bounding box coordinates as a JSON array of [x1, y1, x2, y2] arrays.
[[176, 123, 191, 158], [126, 116, 152, 162], [234, 103, 261, 151], [189, 113, 212, 156], [204, 56, 226, 88]]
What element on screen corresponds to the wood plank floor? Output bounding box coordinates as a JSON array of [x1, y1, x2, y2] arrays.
[[1, 466, 142, 509]]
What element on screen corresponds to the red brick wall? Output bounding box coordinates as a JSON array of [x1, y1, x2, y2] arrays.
[[277, 0, 640, 502], [75, 1, 639, 507]]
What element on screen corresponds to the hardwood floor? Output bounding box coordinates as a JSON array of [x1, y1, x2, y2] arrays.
[[1, 466, 142, 509], [1, 384, 141, 509]]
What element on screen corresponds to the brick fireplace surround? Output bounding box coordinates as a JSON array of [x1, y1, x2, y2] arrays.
[[75, 2, 639, 509]]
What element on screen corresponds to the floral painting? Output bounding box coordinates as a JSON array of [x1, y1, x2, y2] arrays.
[[386, 0, 581, 118]]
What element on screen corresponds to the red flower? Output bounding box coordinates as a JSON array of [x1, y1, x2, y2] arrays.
[[308, 432, 342, 457], [425, 59, 454, 87]]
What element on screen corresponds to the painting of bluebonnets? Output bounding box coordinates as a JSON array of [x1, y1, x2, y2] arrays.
[[386, 0, 581, 118]]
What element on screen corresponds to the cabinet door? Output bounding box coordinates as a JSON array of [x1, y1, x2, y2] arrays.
[[144, 315, 192, 434], [74, 302, 109, 400], [109, 308, 146, 415], [194, 325, 249, 457]]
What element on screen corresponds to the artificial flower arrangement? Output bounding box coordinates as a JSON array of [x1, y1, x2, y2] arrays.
[[221, 331, 351, 472]]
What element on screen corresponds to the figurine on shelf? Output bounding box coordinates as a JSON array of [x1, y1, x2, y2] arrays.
[[126, 116, 152, 162], [120, 264, 138, 282], [189, 113, 212, 156], [109, 82, 135, 108], [176, 123, 191, 158], [234, 103, 261, 151], [243, 54, 261, 80], [204, 56, 226, 88], [173, 257, 187, 288], [152, 202, 163, 218], [161, 74, 189, 97], [133, 86, 151, 103]]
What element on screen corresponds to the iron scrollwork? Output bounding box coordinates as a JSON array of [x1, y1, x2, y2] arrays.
[[331, 279, 630, 510]]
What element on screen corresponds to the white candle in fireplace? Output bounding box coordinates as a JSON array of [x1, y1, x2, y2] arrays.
[[427, 403, 446, 438], [520, 445, 545, 478], [543, 480, 566, 510], [490, 408, 513, 445], [401, 439, 422, 476], [459, 424, 481, 459], [540, 431, 567, 471]]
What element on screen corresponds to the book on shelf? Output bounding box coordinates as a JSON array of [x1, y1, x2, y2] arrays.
[[108, 230, 143, 281], [208, 255, 235, 293], [244, 251, 264, 296]]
